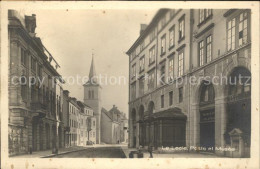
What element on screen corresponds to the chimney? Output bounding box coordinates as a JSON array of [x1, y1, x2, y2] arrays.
[[25, 14, 37, 37], [63, 90, 69, 96], [140, 24, 148, 35]]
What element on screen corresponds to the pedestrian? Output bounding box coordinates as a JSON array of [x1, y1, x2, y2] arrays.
[[148, 143, 153, 158]]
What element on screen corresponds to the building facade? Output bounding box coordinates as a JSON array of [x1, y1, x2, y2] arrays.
[[8, 10, 65, 155], [68, 97, 80, 146], [63, 90, 70, 147], [127, 9, 251, 157], [77, 101, 96, 145], [101, 105, 128, 144]]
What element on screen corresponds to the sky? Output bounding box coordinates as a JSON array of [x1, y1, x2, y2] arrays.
[[22, 9, 157, 115]]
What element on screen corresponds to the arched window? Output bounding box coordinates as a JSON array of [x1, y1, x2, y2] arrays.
[[228, 67, 251, 96], [200, 83, 215, 103]]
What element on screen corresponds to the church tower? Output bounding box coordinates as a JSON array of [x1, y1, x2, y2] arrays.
[[84, 55, 102, 144]]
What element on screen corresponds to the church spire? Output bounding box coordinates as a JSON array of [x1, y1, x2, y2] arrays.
[[88, 51, 98, 85]]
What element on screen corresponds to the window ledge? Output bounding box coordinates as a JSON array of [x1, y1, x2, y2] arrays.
[[178, 36, 185, 44], [160, 52, 166, 57], [139, 69, 145, 74], [168, 45, 175, 51], [149, 61, 155, 67], [197, 15, 213, 28]]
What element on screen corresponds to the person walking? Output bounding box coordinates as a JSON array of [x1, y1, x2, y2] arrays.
[[148, 143, 153, 158]]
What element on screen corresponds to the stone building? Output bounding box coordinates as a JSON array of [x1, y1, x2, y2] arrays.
[[77, 101, 96, 145], [62, 90, 70, 147], [127, 9, 251, 157], [101, 105, 128, 144], [8, 10, 65, 155], [68, 97, 80, 146]]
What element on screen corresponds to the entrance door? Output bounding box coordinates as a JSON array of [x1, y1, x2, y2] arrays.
[[200, 122, 215, 150], [199, 82, 215, 152]]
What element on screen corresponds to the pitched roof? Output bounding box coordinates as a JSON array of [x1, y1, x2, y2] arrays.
[[101, 107, 113, 121]]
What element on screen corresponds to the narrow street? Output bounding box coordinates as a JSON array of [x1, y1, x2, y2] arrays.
[[53, 146, 126, 158]]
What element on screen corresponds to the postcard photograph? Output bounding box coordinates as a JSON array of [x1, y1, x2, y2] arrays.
[[1, 1, 259, 169]]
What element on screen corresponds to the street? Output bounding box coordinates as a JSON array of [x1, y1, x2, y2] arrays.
[[53, 146, 127, 158]]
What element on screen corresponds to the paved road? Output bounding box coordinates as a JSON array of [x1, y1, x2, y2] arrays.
[[53, 146, 126, 158]]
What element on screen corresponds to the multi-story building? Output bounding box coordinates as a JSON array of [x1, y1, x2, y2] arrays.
[[56, 77, 65, 148], [127, 9, 251, 157], [77, 101, 96, 145], [8, 10, 65, 155], [68, 97, 80, 146], [62, 90, 70, 147]]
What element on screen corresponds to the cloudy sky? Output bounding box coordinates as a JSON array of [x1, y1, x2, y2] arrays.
[[22, 9, 157, 115]]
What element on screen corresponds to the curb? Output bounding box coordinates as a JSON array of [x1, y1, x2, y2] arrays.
[[41, 147, 91, 158]]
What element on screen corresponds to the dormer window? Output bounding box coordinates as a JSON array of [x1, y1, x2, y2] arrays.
[[199, 9, 213, 25]]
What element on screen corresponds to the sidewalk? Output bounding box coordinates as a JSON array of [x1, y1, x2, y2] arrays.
[[12, 146, 88, 158]]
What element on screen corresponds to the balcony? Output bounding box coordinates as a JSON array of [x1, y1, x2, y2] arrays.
[[30, 102, 47, 118]]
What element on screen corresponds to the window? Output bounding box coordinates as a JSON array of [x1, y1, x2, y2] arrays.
[[132, 64, 136, 78], [93, 120, 95, 126], [31, 56, 36, 72], [161, 95, 164, 108], [88, 90, 91, 99], [139, 56, 145, 72], [130, 51, 135, 61], [199, 41, 204, 66], [178, 51, 184, 76], [169, 26, 175, 48], [239, 12, 248, 46], [206, 35, 212, 62], [227, 18, 236, 51], [140, 41, 145, 51], [168, 57, 174, 81], [161, 35, 166, 55], [160, 64, 165, 85], [148, 71, 155, 90], [150, 29, 156, 42], [179, 17, 185, 40], [199, 35, 212, 66], [199, 9, 204, 24], [139, 77, 145, 96], [199, 9, 212, 24], [169, 91, 173, 106], [179, 87, 183, 103], [149, 46, 155, 64], [131, 82, 136, 100], [161, 16, 166, 29], [200, 84, 214, 103], [21, 48, 26, 66], [93, 131, 95, 137], [38, 65, 42, 78]]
